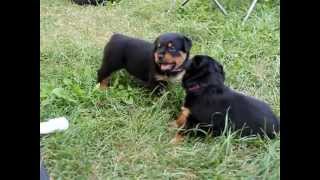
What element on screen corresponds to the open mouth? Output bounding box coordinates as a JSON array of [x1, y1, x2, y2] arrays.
[[187, 84, 201, 91], [160, 63, 175, 71], [171, 65, 184, 72]]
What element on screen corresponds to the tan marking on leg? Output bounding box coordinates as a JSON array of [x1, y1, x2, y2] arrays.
[[99, 78, 109, 90], [170, 133, 185, 144], [176, 106, 191, 128], [170, 107, 190, 144], [168, 120, 178, 128]]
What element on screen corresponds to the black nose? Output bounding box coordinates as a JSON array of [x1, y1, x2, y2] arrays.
[[158, 54, 164, 61]]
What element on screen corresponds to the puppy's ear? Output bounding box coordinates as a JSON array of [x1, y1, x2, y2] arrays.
[[191, 55, 202, 67], [183, 36, 192, 52], [153, 37, 160, 52], [217, 63, 225, 81]]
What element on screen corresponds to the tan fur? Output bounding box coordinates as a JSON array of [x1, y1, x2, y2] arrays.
[[163, 51, 187, 67], [176, 107, 191, 127], [154, 51, 187, 67], [154, 70, 185, 83], [99, 78, 109, 90], [154, 52, 160, 63], [169, 106, 191, 144], [170, 133, 185, 144], [168, 70, 185, 83], [154, 74, 169, 81]]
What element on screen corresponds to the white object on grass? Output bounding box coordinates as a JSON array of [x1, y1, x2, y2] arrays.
[[40, 117, 69, 135]]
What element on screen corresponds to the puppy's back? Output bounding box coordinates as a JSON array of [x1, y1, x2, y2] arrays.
[[230, 90, 280, 137], [103, 33, 154, 82], [105, 33, 153, 57]]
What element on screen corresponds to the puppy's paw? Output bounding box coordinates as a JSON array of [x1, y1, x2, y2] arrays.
[[98, 79, 109, 90], [170, 134, 184, 144], [168, 121, 178, 128], [99, 84, 107, 91], [94, 83, 103, 91]]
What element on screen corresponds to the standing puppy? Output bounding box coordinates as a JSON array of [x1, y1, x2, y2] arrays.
[[97, 33, 192, 92], [171, 55, 280, 143]]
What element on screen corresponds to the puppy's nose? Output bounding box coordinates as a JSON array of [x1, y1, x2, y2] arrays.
[[158, 54, 164, 61]]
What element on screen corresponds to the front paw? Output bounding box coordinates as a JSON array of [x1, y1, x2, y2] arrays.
[[170, 133, 184, 144], [168, 121, 178, 128], [99, 84, 107, 90], [98, 79, 109, 90]]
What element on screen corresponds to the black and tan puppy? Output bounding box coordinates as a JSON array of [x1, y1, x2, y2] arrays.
[[171, 55, 280, 143], [97, 33, 192, 92]]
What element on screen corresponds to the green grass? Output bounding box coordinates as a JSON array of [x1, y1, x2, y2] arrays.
[[40, 0, 280, 179]]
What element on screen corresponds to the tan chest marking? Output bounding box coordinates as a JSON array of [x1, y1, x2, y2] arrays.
[[154, 70, 185, 83]]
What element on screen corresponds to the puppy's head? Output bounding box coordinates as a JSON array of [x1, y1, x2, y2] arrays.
[[153, 33, 192, 73], [182, 55, 225, 93]]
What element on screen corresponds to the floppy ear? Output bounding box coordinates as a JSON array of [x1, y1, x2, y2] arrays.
[[191, 55, 202, 67], [183, 36, 192, 52], [217, 63, 225, 81], [153, 37, 160, 52]]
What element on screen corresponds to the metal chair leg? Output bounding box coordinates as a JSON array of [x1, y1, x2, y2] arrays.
[[181, 0, 191, 6], [213, 0, 228, 16], [243, 0, 258, 22], [181, 0, 258, 22]]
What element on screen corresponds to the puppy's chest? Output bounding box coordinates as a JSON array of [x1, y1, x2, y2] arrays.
[[154, 70, 185, 83]]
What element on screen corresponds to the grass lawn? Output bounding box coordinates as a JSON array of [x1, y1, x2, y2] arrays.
[[40, 0, 280, 179]]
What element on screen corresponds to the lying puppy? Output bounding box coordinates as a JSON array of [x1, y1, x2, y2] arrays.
[[72, 0, 107, 5], [171, 55, 280, 143], [97, 33, 192, 92]]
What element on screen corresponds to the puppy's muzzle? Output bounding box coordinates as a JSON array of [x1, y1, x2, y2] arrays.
[[157, 53, 165, 63]]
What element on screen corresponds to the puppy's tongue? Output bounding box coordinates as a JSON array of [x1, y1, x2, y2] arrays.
[[160, 64, 174, 71]]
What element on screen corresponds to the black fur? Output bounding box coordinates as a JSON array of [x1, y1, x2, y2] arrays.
[[97, 33, 192, 92], [72, 0, 107, 5], [181, 55, 280, 138]]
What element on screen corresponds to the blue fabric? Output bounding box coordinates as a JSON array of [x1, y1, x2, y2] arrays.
[[40, 158, 50, 180]]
